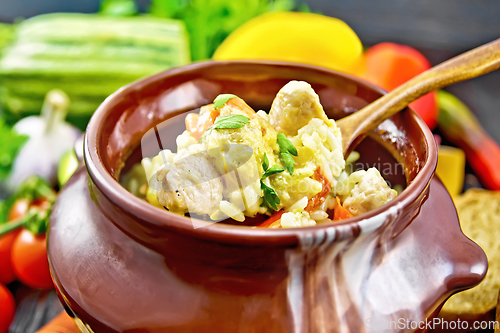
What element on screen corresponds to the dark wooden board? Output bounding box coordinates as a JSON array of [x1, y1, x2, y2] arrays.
[[7, 283, 63, 333]]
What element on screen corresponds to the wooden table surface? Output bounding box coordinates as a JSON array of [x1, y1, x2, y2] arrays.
[[7, 283, 63, 333]]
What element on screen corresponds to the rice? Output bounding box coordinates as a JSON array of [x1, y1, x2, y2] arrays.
[[310, 210, 329, 221], [280, 211, 316, 228], [219, 200, 245, 222]]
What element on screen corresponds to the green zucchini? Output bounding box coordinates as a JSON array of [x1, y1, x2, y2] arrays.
[[4, 42, 182, 65], [2, 78, 136, 97], [0, 13, 190, 127], [0, 56, 172, 76]]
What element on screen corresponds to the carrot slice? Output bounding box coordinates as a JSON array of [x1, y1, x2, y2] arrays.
[[305, 167, 331, 212], [226, 97, 257, 119], [185, 113, 200, 134], [186, 97, 258, 141], [333, 197, 353, 221], [257, 210, 284, 228], [185, 104, 220, 140]]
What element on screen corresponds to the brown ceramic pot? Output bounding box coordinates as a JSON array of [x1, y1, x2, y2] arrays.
[[48, 61, 487, 333]]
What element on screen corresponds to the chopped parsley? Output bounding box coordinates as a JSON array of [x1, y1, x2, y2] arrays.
[[211, 114, 250, 129], [277, 133, 297, 175], [200, 114, 250, 141], [260, 180, 280, 211], [262, 152, 270, 171], [260, 153, 284, 210], [262, 164, 284, 180]]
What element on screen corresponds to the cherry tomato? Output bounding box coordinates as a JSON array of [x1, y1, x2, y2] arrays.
[[360, 42, 439, 129], [0, 231, 20, 285], [0, 283, 15, 333], [0, 199, 29, 284], [7, 198, 29, 221], [11, 229, 53, 289]]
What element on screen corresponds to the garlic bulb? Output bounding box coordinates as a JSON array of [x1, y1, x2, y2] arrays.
[[2, 89, 81, 193]]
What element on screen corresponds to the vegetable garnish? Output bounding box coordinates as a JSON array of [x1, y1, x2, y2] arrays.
[[212, 114, 250, 129], [261, 153, 284, 179], [260, 180, 280, 211], [213, 94, 237, 108], [277, 133, 297, 175], [262, 152, 270, 171], [260, 152, 283, 209], [201, 114, 250, 141], [0, 119, 28, 182], [262, 165, 284, 180]]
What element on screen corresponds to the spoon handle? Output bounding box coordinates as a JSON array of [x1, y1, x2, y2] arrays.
[[339, 38, 500, 156]]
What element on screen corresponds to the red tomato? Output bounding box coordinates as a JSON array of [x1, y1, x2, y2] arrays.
[[0, 199, 30, 284], [11, 229, 53, 289], [0, 231, 20, 285], [0, 283, 15, 333], [7, 199, 29, 221], [360, 42, 439, 129]]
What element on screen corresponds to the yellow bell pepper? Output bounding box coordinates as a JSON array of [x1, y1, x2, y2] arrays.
[[213, 12, 364, 74], [436, 145, 466, 197]]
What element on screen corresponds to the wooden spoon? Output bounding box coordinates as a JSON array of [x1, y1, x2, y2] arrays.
[[337, 38, 500, 157]]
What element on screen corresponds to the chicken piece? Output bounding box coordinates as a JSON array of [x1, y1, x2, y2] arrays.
[[269, 81, 329, 136], [342, 168, 398, 216], [155, 146, 223, 215]]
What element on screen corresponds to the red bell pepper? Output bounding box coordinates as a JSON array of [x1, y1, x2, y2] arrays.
[[360, 42, 439, 129]]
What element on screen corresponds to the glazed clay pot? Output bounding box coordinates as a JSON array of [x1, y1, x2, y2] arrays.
[[48, 61, 487, 333]]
